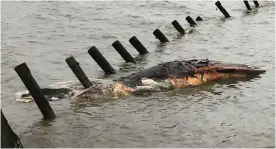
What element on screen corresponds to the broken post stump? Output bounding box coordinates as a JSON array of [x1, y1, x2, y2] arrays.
[[243, 0, 251, 10], [196, 16, 203, 21], [172, 20, 185, 34], [14, 63, 56, 120], [186, 16, 197, 27], [65, 56, 92, 89], [153, 29, 169, 43], [112, 40, 136, 64], [215, 1, 231, 18], [1, 110, 24, 148], [88, 46, 116, 75], [129, 36, 149, 55], [253, 0, 259, 7]]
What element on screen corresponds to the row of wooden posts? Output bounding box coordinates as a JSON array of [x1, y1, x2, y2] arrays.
[[14, 16, 202, 120], [1, 1, 260, 148]]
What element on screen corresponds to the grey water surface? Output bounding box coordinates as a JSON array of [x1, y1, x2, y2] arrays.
[[1, 1, 275, 148]]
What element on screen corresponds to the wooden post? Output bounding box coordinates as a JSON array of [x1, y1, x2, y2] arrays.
[[186, 16, 197, 27], [14, 63, 56, 120], [253, 0, 259, 7], [112, 40, 136, 63], [172, 20, 185, 34], [1, 110, 24, 148], [196, 16, 203, 21], [153, 29, 169, 42], [65, 56, 92, 89], [88, 46, 116, 75], [129, 36, 149, 55], [215, 1, 231, 18], [243, 0, 251, 10]]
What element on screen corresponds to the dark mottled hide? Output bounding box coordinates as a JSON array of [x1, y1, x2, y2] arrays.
[[120, 59, 210, 87]]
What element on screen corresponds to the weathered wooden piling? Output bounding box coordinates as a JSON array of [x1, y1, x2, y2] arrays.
[[196, 16, 203, 21], [153, 29, 169, 42], [65, 56, 92, 89], [112, 40, 136, 64], [172, 20, 185, 34], [88, 46, 116, 75], [215, 1, 231, 18], [14, 63, 56, 120], [186, 16, 197, 27], [243, 0, 251, 10], [1, 110, 24, 148], [253, 0, 259, 7], [129, 36, 149, 55]]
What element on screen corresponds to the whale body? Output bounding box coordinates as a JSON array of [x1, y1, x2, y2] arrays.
[[15, 59, 265, 104], [70, 59, 265, 104]]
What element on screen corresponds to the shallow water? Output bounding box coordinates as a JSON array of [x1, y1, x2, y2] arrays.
[[1, 1, 275, 147]]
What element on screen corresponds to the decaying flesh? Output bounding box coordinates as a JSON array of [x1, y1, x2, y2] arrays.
[[71, 59, 265, 103]]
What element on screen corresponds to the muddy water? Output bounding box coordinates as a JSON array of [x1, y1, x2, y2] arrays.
[[1, 1, 275, 147]]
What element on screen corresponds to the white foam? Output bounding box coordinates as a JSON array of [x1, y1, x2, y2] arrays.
[[15, 97, 33, 103], [50, 97, 59, 101]]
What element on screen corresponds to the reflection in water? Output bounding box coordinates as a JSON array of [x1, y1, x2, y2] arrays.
[[118, 62, 136, 72]]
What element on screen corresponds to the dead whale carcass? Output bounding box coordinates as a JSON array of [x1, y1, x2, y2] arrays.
[[14, 78, 114, 103], [71, 59, 265, 104]]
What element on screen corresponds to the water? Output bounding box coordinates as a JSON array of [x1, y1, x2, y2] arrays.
[[1, 1, 275, 147]]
